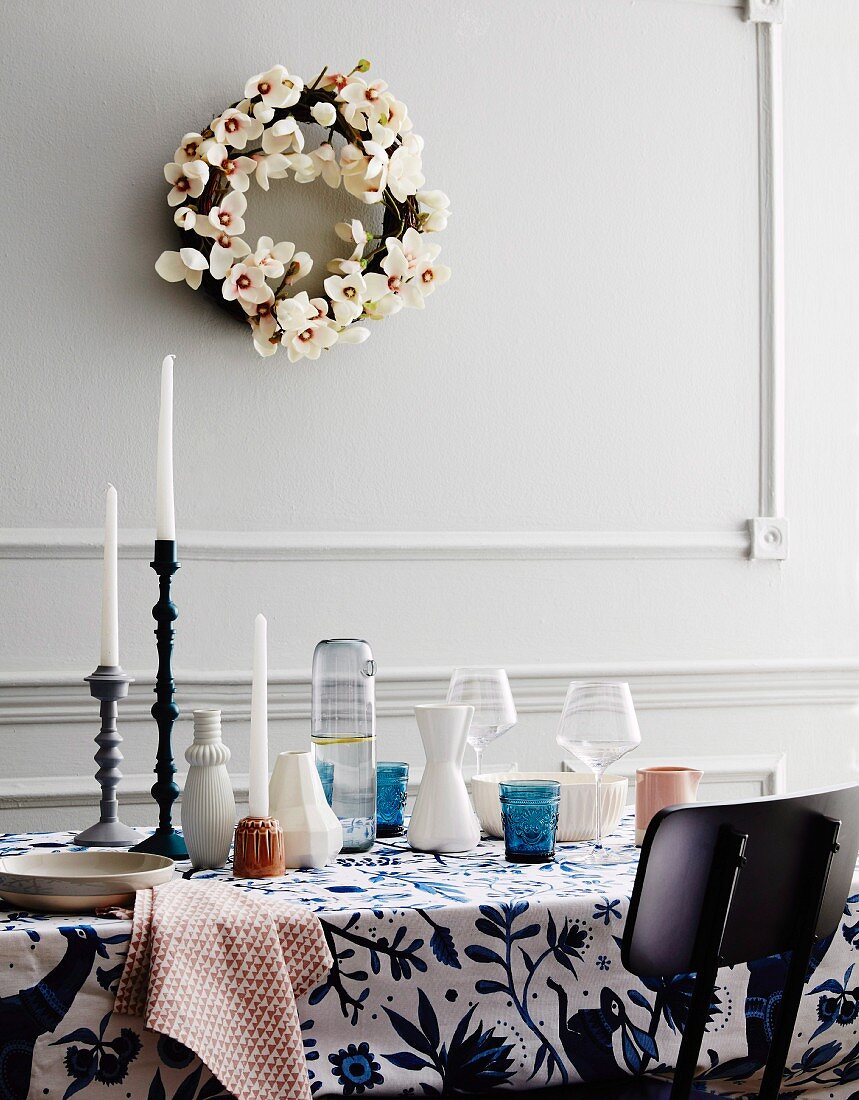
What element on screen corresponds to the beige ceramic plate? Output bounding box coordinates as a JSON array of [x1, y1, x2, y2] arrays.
[[0, 850, 175, 912], [471, 771, 628, 842]]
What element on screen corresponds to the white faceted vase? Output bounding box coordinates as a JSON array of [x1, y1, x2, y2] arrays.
[[408, 704, 480, 854], [269, 751, 343, 869], [182, 710, 237, 870]]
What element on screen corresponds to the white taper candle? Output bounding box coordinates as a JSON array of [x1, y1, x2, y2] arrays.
[[155, 354, 176, 541], [100, 484, 119, 667], [248, 613, 269, 818]]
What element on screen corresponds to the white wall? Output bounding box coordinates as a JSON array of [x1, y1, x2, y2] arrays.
[[2, 0, 858, 831]]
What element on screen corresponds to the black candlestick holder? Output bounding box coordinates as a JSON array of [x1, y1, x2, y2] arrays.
[[74, 666, 141, 847], [131, 540, 187, 858]]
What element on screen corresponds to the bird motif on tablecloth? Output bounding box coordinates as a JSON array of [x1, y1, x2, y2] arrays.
[[547, 977, 656, 1082], [0, 925, 102, 1100]]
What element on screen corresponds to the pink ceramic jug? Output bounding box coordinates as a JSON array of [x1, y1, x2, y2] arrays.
[[635, 766, 703, 845]]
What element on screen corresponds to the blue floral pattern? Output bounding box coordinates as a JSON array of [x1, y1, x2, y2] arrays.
[[1, 814, 859, 1097]]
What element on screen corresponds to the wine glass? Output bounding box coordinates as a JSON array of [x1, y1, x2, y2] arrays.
[[446, 667, 517, 778], [556, 681, 641, 863]]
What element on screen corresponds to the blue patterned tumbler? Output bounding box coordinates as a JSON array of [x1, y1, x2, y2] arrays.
[[500, 780, 561, 863], [376, 762, 409, 837]]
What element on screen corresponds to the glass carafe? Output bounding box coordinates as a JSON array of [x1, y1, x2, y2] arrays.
[[311, 639, 376, 852]]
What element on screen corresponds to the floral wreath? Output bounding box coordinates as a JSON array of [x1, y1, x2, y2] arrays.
[[155, 60, 450, 360]]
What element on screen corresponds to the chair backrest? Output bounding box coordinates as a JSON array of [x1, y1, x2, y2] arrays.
[[622, 784, 859, 977]]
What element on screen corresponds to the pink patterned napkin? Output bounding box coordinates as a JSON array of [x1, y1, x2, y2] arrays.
[[115, 879, 332, 1100]]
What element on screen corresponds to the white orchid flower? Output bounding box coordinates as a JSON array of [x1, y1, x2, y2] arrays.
[[211, 108, 263, 150], [283, 250, 313, 285], [289, 146, 340, 187], [363, 142, 389, 181], [320, 72, 348, 94], [241, 287, 276, 319], [173, 206, 197, 230], [336, 323, 371, 344], [242, 290, 279, 355], [359, 245, 411, 316], [283, 318, 339, 363], [155, 247, 208, 289], [174, 132, 206, 164], [311, 102, 338, 128], [361, 273, 404, 319], [253, 332, 279, 357], [337, 77, 393, 129], [276, 292, 339, 362], [253, 153, 290, 191], [326, 256, 363, 276], [201, 139, 229, 167], [324, 271, 368, 325], [222, 261, 270, 304], [287, 153, 317, 183], [164, 160, 209, 206], [400, 259, 451, 309], [385, 227, 440, 274], [276, 291, 327, 333], [326, 219, 368, 275], [312, 143, 341, 188], [336, 219, 368, 248], [252, 236, 296, 280], [221, 155, 257, 192], [244, 65, 303, 109], [209, 231, 251, 280], [262, 117, 304, 156], [380, 242, 410, 291], [387, 143, 425, 202], [368, 98, 411, 147], [206, 190, 247, 236], [417, 190, 451, 232], [252, 101, 275, 124], [340, 143, 387, 204]]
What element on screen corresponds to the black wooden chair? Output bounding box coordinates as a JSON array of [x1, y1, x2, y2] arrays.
[[541, 785, 859, 1099]]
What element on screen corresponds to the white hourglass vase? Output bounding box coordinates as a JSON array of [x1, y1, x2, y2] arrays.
[[409, 704, 480, 854]]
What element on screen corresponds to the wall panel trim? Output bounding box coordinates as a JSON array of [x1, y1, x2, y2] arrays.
[[2, 659, 857, 729], [0, 527, 752, 562]]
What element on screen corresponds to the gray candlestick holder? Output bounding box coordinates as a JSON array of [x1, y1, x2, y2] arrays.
[[74, 665, 142, 847]]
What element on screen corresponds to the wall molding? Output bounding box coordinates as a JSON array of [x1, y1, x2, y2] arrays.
[[0, 527, 753, 562], [607, 753, 787, 797], [566, 752, 787, 800], [1, 659, 850, 824], [2, 659, 858, 730], [749, 3, 787, 558]]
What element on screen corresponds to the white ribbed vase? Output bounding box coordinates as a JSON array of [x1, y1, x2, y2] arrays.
[[182, 710, 236, 870]]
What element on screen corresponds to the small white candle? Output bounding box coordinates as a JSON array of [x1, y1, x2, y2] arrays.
[[156, 354, 176, 541], [248, 613, 269, 818], [100, 484, 119, 667]]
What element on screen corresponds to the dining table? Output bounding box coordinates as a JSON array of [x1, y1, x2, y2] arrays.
[[2, 810, 859, 1100]]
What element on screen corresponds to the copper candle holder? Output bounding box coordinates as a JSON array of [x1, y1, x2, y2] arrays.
[[233, 816, 285, 879]]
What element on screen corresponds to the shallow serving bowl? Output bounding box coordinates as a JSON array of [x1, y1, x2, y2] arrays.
[[471, 771, 628, 842], [0, 851, 175, 912]]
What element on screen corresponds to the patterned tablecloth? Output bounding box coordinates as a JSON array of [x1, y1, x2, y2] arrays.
[[3, 812, 859, 1100]]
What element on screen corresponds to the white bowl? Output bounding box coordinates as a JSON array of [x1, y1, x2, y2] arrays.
[[471, 771, 628, 842], [0, 850, 175, 912]]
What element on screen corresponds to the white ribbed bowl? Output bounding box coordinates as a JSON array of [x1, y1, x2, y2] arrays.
[[471, 772, 628, 842]]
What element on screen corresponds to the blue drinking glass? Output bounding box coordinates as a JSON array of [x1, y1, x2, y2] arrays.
[[316, 761, 335, 807], [500, 780, 561, 863], [376, 762, 409, 837]]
